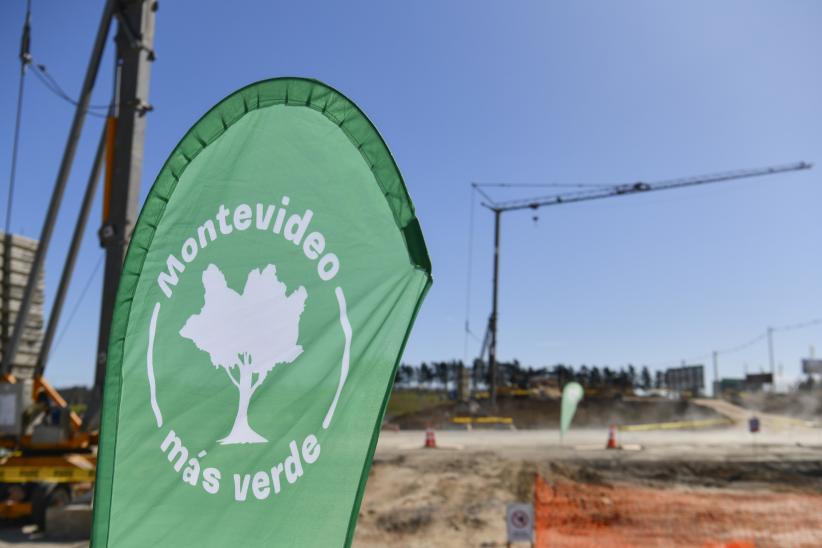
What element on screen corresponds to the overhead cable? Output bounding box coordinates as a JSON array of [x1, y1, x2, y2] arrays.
[[52, 254, 105, 354], [4, 0, 32, 234], [30, 59, 111, 117]]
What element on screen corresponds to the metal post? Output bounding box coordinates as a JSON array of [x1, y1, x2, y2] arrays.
[[489, 209, 501, 407], [4, 0, 31, 236], [1, 0, 115, 377], [93, 0, 156, 395], [767, 326, 775, 375], [35, 124, 108, 378], [712, 350, 719, 398]]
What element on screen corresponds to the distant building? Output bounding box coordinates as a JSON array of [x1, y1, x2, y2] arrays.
[[718, 378, 745, 393], [0, 232, 44, 381], [744, 372, 773, 391], [802, 358, 822, 375], [663, 364, 704, 396]]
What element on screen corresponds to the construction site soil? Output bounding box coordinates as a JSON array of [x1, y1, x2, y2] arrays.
[[6, 400, 822, 547], [388, 396, 722, 430], [736, 390, 822, 422], [353, 433, 822, 547]]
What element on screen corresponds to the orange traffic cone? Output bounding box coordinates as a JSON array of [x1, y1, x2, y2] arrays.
[[605, 424, 619, 450], [424, 426, 437, 449]]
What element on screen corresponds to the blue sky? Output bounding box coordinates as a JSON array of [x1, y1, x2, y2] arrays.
[[1, 1, 820, 387]]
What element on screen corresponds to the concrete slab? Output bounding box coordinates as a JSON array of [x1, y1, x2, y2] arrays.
[[44, 505, 91, 542]]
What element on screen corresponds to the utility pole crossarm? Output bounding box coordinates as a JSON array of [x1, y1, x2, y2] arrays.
[[485, 162, 812, 213]]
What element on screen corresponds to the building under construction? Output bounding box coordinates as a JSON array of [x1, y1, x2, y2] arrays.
[[0, 232, 44, 383]]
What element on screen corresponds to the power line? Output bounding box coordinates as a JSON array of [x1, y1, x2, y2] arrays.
[[773, 318, 822, 333], [4, 1, 114, 235], [52, 254, 104, 356], [30, 60, 111, 117], [717, 332, 768, 356], [31, 60, 111, 110], [472, 182, 615, 189], [4, 0, 32, 235], [649, 318, 822, 371]]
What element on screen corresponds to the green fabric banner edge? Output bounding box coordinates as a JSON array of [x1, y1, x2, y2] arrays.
[[91, 77, 433, 546]]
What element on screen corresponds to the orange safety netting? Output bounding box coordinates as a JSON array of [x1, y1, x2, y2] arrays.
[[534, 474, 822, 547]]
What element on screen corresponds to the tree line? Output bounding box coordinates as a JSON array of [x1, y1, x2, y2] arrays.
[[395, 360, 663, 391]]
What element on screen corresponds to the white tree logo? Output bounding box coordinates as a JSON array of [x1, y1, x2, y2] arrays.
[[180, 264, 307, 445]]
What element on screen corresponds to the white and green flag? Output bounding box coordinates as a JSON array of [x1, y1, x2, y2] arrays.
[[560, 381, 584, 439], [92, 78, 431, 546]]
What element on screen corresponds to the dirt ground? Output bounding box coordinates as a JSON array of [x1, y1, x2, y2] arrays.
[[534, 476, 822, 547], [351, 426, 822, 547], [389, 396, 722, 430], [735, 390, 822, 422], [5, 401, 822, 547]]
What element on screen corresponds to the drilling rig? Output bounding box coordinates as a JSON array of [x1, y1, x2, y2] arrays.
[[0, 0, 155, 527]]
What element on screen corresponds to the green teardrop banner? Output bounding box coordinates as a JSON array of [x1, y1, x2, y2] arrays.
[[91, 78, 432, 547], [560, 381, 584, 438]]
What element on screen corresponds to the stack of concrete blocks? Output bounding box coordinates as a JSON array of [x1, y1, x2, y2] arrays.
[[0, 231, 44, 382]]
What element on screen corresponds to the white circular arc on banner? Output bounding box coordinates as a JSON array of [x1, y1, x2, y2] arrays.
[[323, 287, 352, 429], [146, 287, 353, 431], [147, 302, 163, 428]]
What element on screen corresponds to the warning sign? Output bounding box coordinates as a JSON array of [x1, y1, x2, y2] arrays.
[[506, 502, 534, 543]]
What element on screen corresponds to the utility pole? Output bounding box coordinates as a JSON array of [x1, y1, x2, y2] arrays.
[[93, 0, 156, 398], [1, 0, 117, 379], [767, 326, 775, 375], [712, 350, 719, 397], [488, 210, 501, 407]]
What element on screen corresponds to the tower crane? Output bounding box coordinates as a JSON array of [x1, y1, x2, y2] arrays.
[[473, 161, 813, 406]]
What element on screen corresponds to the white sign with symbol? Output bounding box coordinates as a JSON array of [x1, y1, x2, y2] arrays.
[[506, 502, 534, 543]]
